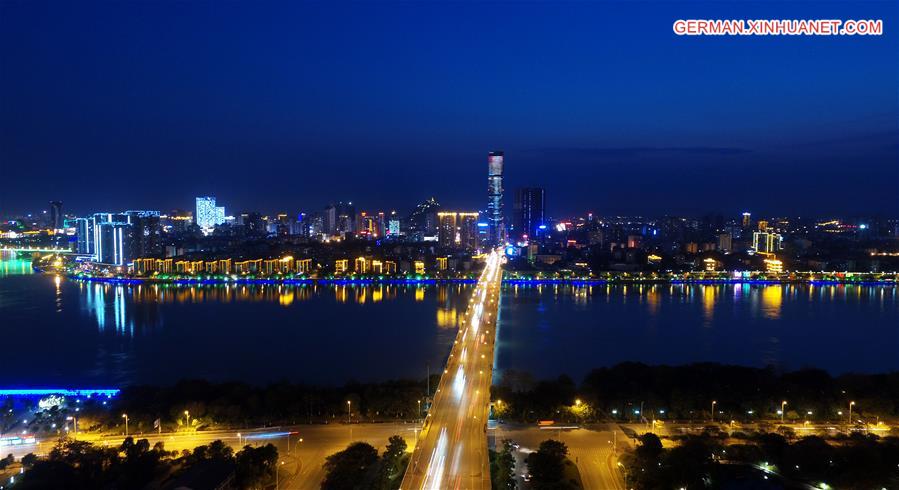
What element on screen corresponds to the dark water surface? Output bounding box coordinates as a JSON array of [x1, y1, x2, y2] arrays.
[[495, 282, 899, 380], [1, 257, 896, 387]]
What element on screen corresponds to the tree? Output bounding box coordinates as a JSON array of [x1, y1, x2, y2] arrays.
[[635, 433, 663, 462], [376, 435, 408, 490], [490, 440, 516, 490], [526, 439, 572, 489], [235, 443, 278, 488], [322, 442, 380, 490], [21, 452, 38, 468]]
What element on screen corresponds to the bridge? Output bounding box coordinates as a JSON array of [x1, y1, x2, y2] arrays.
[[401, 249, 503, 490]]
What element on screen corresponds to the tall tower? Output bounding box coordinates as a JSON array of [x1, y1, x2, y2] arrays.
[[487, 151, 505, 245], [49, 201, 63, 230]]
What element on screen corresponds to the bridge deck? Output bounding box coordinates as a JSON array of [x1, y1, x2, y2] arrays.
[[401, 250, 503, 490]]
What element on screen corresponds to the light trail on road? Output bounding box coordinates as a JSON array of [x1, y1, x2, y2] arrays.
[[401, 250, 503, 490]]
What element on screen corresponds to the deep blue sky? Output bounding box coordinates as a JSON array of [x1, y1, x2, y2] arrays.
[[2, 1, 897, 218]]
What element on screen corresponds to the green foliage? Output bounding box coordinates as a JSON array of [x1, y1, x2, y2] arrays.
[[526, 439, 576, 489], [376, 435, 409, 490], [235, 443, 278, 488], [490, 440, 516, 490], [322, 441, 381, 490], [321, 436, 411, 490], [626, 433, 899, 489]]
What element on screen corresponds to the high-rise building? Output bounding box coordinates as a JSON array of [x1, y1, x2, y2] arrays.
[[513, 187, 545, 241], [75, 217, 94, 255], [458, 212, 480, 251], [717, 233, 733, 253], [742, 212, 752, 229], [125, 210, 162, 258], [752, 231, 782, 255], [324, 201, 355, 236], [49, 201, 63, 230], [437, 212, 480, 250], [487, 151, 505, 245], [437, 212, 457, 248], [196, 197, 225, 230], [95, 221, 133, 266]]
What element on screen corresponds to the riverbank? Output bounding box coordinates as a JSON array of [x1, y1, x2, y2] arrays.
[[64, 270, 897, 286]]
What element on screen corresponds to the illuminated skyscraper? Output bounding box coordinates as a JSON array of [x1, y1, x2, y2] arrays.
[[75, 217, 94, 255], [742, 212, 751, 229], [437, 212, 458, 248], [487, 151, 505, 245], [513, 187, 545, 241], [196, 196, 225, 230]]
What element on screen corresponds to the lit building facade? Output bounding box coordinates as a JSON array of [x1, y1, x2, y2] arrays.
[[487, 151, 505, 245], [753, 231, 783, 255], [195, 196, 225, 230], [437, 212, 480, 250]]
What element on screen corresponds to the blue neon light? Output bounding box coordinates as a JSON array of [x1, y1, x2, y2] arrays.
[[0, 389, 120, 397], [244, 431, 293, 439]]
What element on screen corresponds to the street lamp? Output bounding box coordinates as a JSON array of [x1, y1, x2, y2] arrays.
[[781, 401, 787, 423], [347, 400, 351, 424], [66, 416, 77, 438], [276, 460, 285, 489], [237, 432, 242, 447], [848, 401, 855, 426], [711, 401, 717, 422], [617, 461, 628, 488], [122, 414, 129, 437], [184, 410, 190, 428], [418, 399, 421, 418]]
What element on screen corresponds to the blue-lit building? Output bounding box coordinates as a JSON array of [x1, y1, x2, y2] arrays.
[[487, 151, 505, 245], [513, 187, 545, 241], [75, 217, 94, 255], [196, 196, 225, 231]]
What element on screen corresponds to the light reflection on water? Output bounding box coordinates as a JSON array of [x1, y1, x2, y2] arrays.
[[497, 282, 898, 379], [0, 271, 473, 386], [73, 280, 469, 335], [2, 260, 897, 386]]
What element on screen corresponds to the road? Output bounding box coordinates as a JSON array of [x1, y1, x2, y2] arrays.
[[2, 422, 419, 490], [497, 424, 629, 490], [401, 250, 503, 490]]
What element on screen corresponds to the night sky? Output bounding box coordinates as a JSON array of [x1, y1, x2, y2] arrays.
[[2, 1, 897, 218]]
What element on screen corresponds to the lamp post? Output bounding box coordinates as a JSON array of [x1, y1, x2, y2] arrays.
[[781, 401, 787, 423], [418, 399, 421, 418], [237, 432, 242, 447], [848, 401, 855, 427], [184, 410, 190, 428], [66, 416, 77, 438], [122, 414, 129, 437], [711, 400, 717, 422], [276, 460, 284, 489], [347, 400, 351, 424]]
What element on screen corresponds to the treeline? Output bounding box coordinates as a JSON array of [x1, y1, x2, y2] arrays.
[[624, 432, 899, 489], [320, 436, 408, 490], [493, 362, 899, 421], [14, 437, 277, 489], [97, 377, 436, 431]]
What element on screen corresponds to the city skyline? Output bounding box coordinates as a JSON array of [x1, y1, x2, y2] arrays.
[[2, 1, 897, 217]]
